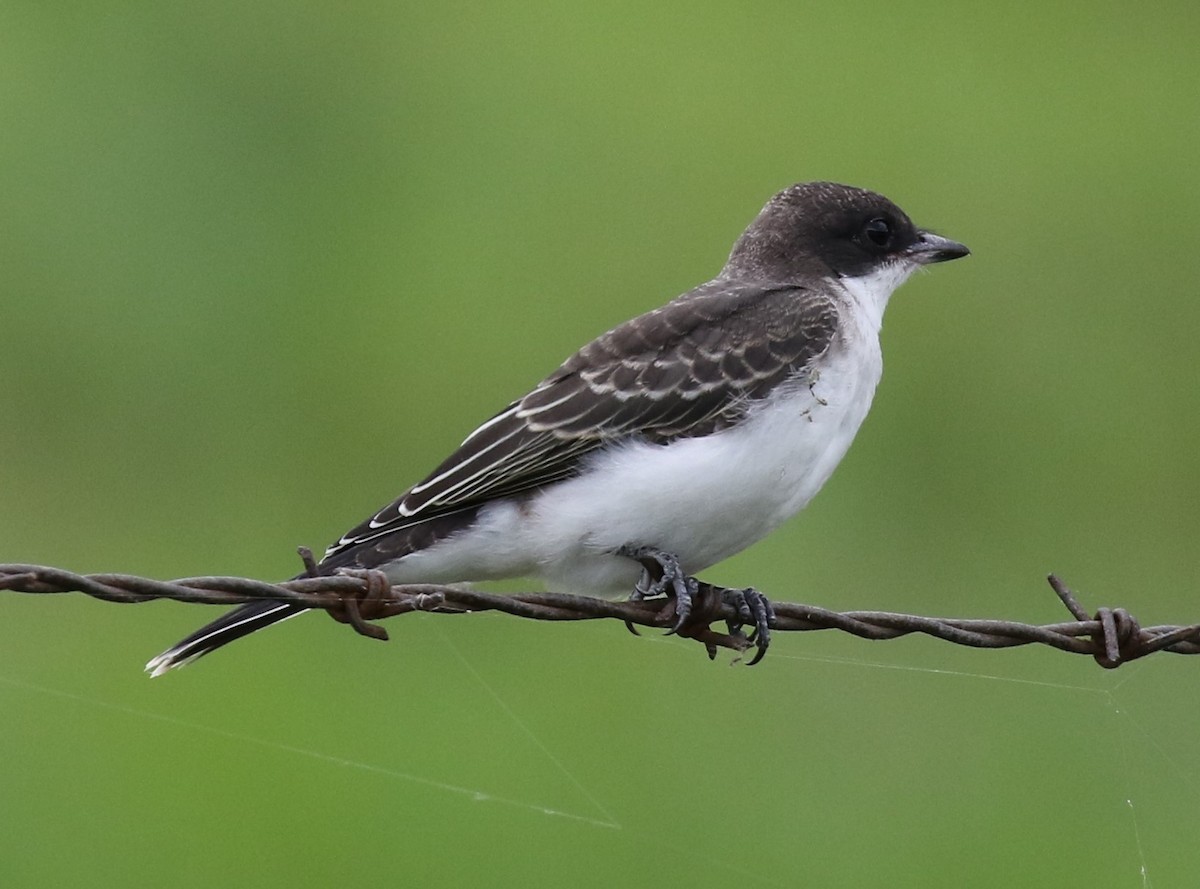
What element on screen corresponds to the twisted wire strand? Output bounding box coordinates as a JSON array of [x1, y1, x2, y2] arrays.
[[3, 560, 1197, 669]]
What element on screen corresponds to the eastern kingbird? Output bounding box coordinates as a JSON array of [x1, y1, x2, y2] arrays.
[[147, 181, 968, 675]]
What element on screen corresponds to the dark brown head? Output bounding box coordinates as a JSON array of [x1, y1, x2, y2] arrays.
[[723, 181, 968, 282]]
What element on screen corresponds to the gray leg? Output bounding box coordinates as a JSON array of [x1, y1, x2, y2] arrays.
[[617, 544, 698, 633]]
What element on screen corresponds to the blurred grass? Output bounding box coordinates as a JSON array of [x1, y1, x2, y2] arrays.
[[2, 1, 1199, 886]]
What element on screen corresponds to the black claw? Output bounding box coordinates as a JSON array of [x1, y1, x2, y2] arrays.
[[630, 567, 654, 602], [618, 544, 697, 633], [722, 587, 773, 665], [667, 575, 699, 636]]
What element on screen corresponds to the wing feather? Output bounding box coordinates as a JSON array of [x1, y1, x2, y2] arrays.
[[323, 280, 839, 564]]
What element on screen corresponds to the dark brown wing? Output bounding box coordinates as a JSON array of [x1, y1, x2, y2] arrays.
[[321, 280, 839, 565]]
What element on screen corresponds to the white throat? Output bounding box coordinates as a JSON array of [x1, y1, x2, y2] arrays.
[[838, 260, 918, 334]]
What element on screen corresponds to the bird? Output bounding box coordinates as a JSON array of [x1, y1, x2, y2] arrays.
[[146, 181, 969, 675]]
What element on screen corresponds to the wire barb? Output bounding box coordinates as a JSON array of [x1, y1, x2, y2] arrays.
[[3, 562, 1199, 667]]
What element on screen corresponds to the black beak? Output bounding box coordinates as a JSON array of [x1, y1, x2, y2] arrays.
[[907, 230, 970, 264]]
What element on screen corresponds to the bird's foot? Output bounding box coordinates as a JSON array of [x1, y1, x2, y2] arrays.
[[656, 582, 774, 665], [618, 545, 774, 664], [619, 544, 698, 633], [722, 586, 774, 666]]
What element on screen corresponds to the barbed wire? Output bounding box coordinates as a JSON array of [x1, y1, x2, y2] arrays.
[[3, 554, 1199, 669]]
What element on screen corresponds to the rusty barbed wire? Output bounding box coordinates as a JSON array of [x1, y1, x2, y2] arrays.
[[3, 556, 1199, 669]]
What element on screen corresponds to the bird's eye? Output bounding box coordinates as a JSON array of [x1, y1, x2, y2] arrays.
[[862, 217, 893, 249]]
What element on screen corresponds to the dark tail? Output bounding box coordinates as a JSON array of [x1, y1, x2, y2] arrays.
[[145, 599, 307, 677]]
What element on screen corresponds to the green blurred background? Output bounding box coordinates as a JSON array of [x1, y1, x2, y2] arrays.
[[2, 2, 1199, 886]]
